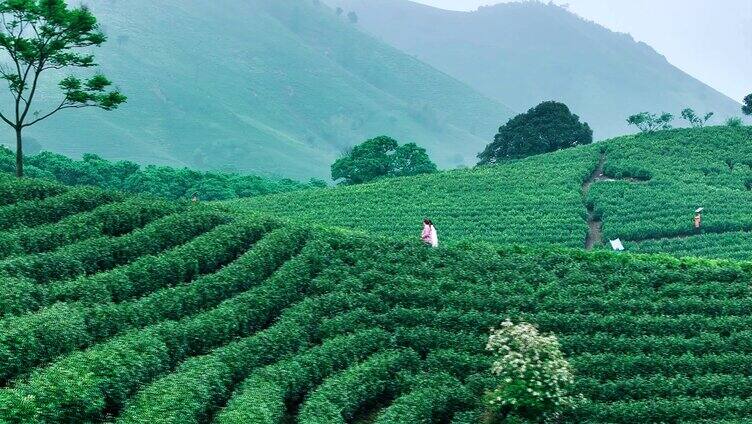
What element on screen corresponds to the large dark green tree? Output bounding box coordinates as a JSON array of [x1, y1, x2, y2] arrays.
[[0, 0, 125, 177], [478, 101, 592, 164], [743, 93, 752, 116], [331, 135, 437, 185]]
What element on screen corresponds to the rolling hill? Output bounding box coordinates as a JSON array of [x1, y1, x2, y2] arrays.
[[4, 0, 511, 179], [230, 125, 752, 260], [326, 0, 746, 139], [2, 176, 752, 422]]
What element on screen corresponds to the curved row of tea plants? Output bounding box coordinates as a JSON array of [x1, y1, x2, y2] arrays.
[[1, 177, 752, 422], [230, 125, 752, 260], [588, 126, 752, 257], [229, 145, 599, 248]]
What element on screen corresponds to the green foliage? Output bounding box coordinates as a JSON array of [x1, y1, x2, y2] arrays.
[[478, 101, 593, 164], [0, 222, 298, 384], [0, 197, 181, 259], [232, 126, 752, 260], [627, 111, 674, 133], [0, 186, 123, 231], [0, 149, 313, 200], [331, 136, 437, 185], [484, 320, 577, 422], [681, 108, 714, 128], [589, 127, 752, 247], [233, 145, 597, 248], [743, 93, 752, 116], [726, 116, 743, 127], [0, 0, 125, 177], [297, 350, 422, 424], [5, 166, 752, 423], [373, 373, 473, 424], [0, 173, 65, 205], [390, 142, 438, 178], [215, 329, 393, 424], [0, 208, 227, 286]]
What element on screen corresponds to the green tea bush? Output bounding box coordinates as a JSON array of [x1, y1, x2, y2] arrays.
[[194, 329, 392, 424], [297, 350, 422, 424], [0, 175, 65, 206], [484, 320, 576, 422], [1, 176, 752, 423], [0, 221, 294, 383], [0, 209, 228, 286], [0, 187, 122, 231], [374, 373, 473, 424], [0, 198, 181, 259]]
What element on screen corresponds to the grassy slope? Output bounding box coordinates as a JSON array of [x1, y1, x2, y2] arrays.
[[327, 0, 747, 139], [2, 176, 752, 423], [9, 0, 510, 179], [230, 126, 752, 260]]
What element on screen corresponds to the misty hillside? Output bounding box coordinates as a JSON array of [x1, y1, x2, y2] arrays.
[[328, 0, 744, 138], [8, 0, 512, 179]]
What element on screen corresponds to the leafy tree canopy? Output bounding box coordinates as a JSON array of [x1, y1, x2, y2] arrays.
[[331, 135, 437, 185], [627, 111, 674, 133], [681, 108, 713, 128], [0, 0, 126, 177], [0, 147, 313, 200], [743, 93, 752, 116], [477, 101, 592, 164]]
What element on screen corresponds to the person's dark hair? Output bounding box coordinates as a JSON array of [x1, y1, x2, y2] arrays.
[[424, 218, 434, 227]]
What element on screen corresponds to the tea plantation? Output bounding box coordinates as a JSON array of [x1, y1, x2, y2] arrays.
[[231, 126, 752, 260], [2, 174, 752, 422]]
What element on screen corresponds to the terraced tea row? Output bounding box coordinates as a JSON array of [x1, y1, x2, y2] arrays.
[[229, 145, 598, 249], [591, 127, 752, 240], [1, 178, 751, 422], [229, 126, 752, 260]]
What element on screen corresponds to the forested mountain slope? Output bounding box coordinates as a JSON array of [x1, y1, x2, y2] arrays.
[[5, 0, 510, 179], [231, 126, 752, 260], [327, 0, 745, 139], [2, 176, 752, 422]]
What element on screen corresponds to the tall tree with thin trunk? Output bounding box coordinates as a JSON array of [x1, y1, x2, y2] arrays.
[[0, 0, 125, 178]]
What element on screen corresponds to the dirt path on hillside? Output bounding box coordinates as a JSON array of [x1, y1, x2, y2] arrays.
[[583, 151, 606, 250]]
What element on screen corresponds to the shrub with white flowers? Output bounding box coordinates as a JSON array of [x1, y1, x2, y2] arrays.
[[484, 319, 577, 423]]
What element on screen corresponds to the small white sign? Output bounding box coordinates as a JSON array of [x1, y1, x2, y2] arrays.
[[610, 239, 625, 251]]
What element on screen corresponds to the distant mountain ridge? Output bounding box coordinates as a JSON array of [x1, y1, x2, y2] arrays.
[[327, 0, 744, 139], [4, 0, 512, 179]]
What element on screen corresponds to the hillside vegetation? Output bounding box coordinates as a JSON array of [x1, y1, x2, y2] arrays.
[[2, 176, 752, 423], [231, 126, 752, 260], [0, 148, 312, 201], [14, 0, 510, 179], [327, 0, 745, 138]]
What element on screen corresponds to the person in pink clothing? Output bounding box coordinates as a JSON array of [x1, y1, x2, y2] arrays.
[[421, 219, 438, 247]]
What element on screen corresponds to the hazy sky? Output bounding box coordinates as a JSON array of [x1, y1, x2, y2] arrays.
[[413, 0, 752, 103]]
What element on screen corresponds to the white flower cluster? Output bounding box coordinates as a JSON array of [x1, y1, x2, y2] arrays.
[[485, 319, 576, 416]]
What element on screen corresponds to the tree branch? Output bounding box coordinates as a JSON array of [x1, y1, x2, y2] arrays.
[[19, 65, 42, 122], [20, 98, 66, 127], [0, 110, 14, 127], [22, 100, 100, 128]]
